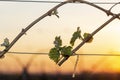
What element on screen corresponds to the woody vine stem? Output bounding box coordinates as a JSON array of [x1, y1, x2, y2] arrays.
[[0, 0, 120, 75]]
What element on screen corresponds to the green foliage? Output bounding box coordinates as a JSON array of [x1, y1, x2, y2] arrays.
[[49, 36, 62, 63], [70, 27, 82, 46], [1, 38, 9, 48], [61, 46, 72, 56], [49, 48, 60, 63], [49, 27, 94, 64], [83, 33, 93, 43], [49, 36, 72, 63], [54, 36, 62, 48]]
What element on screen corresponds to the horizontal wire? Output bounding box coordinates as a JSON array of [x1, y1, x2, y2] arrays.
[[8, 51, 48, 55], [74, 53, 120, 56], [7, 51, 120, 56], [0, 0, 62, 3], [0, 0, 119, 4]]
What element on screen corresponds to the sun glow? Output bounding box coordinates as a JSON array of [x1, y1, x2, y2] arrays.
[[0, 0, 120, 75]]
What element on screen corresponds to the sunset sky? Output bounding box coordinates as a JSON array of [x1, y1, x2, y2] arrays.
[[0, 0, 120, 74]]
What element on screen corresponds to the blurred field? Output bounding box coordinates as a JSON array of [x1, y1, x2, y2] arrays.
[[0, 71, 120, 80]]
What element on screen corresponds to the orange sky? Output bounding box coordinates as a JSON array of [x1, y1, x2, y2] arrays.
[[0, 0, 120, 74]]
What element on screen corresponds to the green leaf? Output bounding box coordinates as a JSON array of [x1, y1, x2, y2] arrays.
[[54, 36, 62, 48], [83, 33, 93, 43], [61, 46, 72, 56], [49, 48, 60, 63], [1, 38, 9, 48], [70, 27, 82, 46]]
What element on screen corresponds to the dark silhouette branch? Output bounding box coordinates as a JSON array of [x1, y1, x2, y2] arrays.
[[9, 55, 37, 80]]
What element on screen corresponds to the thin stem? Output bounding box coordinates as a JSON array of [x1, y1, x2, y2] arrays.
[[72, 55, 79, 78], [109, 2, 120, 12]]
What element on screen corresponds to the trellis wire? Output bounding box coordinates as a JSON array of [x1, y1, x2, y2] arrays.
[[0, 0, 119, 4], [7, 51, 120, 56]]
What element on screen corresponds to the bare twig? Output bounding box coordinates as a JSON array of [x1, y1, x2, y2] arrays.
[[72, 55, 79, 78], [109, 2, 120, 12]]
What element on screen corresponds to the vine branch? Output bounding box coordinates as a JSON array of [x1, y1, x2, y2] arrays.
[[57, 15, 118, 66], [57, 0, 120, 66], [0, 0, 71, 57]]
